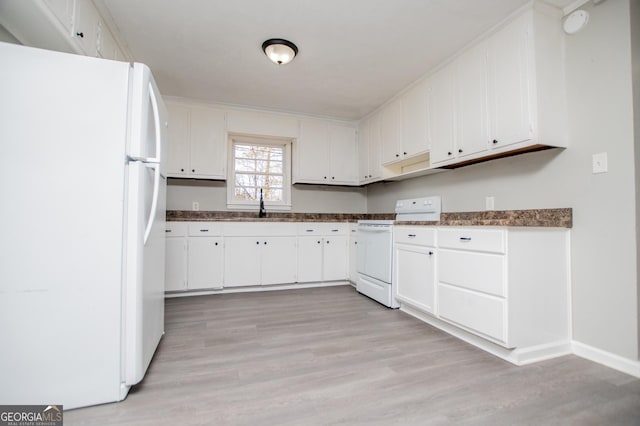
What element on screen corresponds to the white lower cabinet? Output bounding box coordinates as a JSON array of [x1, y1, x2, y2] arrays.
[[297, 223, 349, 283], [224, 236, 297, 287], [394, 227, 436, 314], [187, 237, 223, 290], [394, 226, 569, 352], [165, 223, 188, 291]]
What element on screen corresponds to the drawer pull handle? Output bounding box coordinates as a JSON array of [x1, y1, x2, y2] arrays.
[[200, 229, 209, 232], [332, 229, 339, 232], [460, 237, 472, 241], [165, 230, 172, 233], [306, 229, 314, 232], [408, 234, 417, 237]]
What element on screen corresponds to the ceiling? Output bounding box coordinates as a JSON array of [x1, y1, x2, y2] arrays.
[[99, 0, 574, 121]]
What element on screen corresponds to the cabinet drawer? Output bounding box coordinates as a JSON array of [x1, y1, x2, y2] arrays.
[[394, 227, 436, 246], [188, 222, 222, 236], [438, 284, 507, 344], [438, 228, 505, 254], [165, 222, 187, 237], [298, 222, 348, 235], [438, 250, 505, 297]]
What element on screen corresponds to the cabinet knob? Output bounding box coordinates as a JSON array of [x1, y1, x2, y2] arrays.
[[326, 240, 330, 244], [395, 154, 400, 158], [317, 240, 321, 244], [192, 169, 195, 173], [447, 151, 452, 156], [403, 151, 407, 155], [76, 32, 84, 38], [214, 242, 218, 246], [324, 176, 327, 179], [181, 168, 185, 172], [368, 174, 372, 178], [264, 241, 267, 245], [458, 149, 463, 153], [492, 139, 498, 144], [428, 251, 433, 255], [256, 241, 260, 244]]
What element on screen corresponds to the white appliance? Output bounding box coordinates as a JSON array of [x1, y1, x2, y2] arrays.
[[0, 42, 168, 409], [357, 196, 441, 308]]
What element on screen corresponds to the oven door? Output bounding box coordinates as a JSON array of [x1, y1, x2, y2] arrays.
[[357, 224, 393, 284]]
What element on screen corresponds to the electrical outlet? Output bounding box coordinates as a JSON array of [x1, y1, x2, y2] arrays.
[[192, 202, 200, 211], [485, 196, 495, 211], [592, 152, 608, 174]]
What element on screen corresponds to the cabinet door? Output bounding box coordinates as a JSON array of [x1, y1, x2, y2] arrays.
[[165, 237, 187, 291], [368, 112, 382, 180], [188, 237, 223, 290], [297, 236, 323, 283], [166, 102, 190, 176], [189, 106, 226, 178], [395, 245, 435, 314], [456, 41, 489, 158], [97, 21, 118, 60], [262, 237, 297, 285], [224, 237, 261, 287], [323, 236, 348, 281], [72, 0, 100, 56], [488, 13, 533, 148], [358, 119, 370, 182], [380, 99, 402, 165], [296, 119, 329, 183], [402, 80, 429, 158], [427, 67, 456, 164], [328, 124, 358, 184]]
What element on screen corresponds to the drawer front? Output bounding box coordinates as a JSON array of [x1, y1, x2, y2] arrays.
[[298, 222, 348, 236], [438, 250, 505, 297], [394, 227, 436, 246], [188, 222, 222, 236], [438, 284, 507, 344], [438, 228, 505, 254], [165, 221, 187, 237], [224, 222, 297, 236]]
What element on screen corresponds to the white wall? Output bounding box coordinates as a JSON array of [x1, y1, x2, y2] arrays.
[[167, 180, 367, 213], [368, 0, 639, 361], [631, 0, 640, 356]]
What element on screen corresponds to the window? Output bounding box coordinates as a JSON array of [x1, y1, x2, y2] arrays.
[[227, 136, 291, 210]]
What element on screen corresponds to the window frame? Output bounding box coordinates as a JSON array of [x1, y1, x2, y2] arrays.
[[227, 134, 292, 211]]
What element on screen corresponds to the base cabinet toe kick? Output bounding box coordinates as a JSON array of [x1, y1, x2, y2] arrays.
[[394, 226, 570, 365]]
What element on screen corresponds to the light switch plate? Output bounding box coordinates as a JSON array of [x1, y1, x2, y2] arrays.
[[192, 201, 200, 211], [592, 152, 608, 174]]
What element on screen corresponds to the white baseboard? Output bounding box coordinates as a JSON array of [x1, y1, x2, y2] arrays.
[[165, 281, 350, 298], [572, 341, 640, 378]]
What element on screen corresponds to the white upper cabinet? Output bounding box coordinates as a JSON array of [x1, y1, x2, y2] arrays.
[[166, 101, 227, 180], [430, 5, 566, 167], [328, 124, 358, 183], [380, 98, 403, 165], [401, 80, 430, 160], [227, 110, 298, 138], [454, 40, 490, 160], [294, 119, 358, 185], [45, 0, 75, 34], [72, 0, 100, 57], [487, 12, 533, 149], [357, 112, 382, 184], [426, 66, 456, 165]]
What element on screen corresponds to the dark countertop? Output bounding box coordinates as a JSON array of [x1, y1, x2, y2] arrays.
[[167, 208, 572, 228]]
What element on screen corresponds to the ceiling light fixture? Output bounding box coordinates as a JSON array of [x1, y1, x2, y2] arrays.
[[262, 38, 298, 65]]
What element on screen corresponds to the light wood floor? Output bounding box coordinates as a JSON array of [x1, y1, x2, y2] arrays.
[[66, 285, 640, 425]]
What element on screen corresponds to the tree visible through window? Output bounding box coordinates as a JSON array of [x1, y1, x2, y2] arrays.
[[232, 143, 284, 203]]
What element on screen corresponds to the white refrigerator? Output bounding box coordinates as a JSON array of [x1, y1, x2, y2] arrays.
[[0, 42, 167, 409]]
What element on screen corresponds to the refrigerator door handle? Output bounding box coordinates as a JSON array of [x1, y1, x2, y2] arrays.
[[143, 163, 160, 245], [147, 84, 162, 164]]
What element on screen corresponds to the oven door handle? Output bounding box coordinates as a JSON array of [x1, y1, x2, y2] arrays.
[[358, 227, 392, 233]]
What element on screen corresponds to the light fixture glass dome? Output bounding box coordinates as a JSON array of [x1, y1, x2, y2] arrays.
[[262, 39, 298, 65]]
